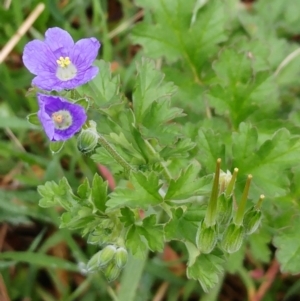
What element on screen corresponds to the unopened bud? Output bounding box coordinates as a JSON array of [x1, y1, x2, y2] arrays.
[[115, 247, 128, 269], [98, 245, 117, 267], [104, 262, 121, 282], [87, 250, 102, 272], [196, 222, 218, 254], [77, 121, 98, 154], [221, 224, 245, 254], [243, 208, 262, 235], [217, 193, 233, 226]]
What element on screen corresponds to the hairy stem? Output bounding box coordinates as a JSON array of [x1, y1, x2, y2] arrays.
[[98, 134, 135, 172]]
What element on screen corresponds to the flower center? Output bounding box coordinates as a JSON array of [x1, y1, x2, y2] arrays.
[[56, 56, 71, 68], [51, 110, 73, 130], [56, 56, 77, 81]]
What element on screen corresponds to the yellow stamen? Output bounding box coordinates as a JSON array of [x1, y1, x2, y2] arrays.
[[56, 56, 71, 68], [52, 113, 63, 123]]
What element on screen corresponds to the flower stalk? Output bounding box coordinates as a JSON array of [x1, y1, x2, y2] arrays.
[[98, 134, 135, 172]]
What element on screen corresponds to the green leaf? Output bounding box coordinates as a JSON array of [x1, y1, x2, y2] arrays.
[[90, 173, 108, 213], [106, 171, 163, 210], [138, 215, 164, 252], [85, 60, 122, 107], [164, 208, 199, 243], [77, 178, 91, 199], [132, 0, 227, 71], [197, 129, 226, 173], [38, 178, 80, 210], [0, 116, 37, 129], [187, 250, 225, 293], [91, 146, 124, 175], [0, 252, 79, 272], [165, 164, 212, 200], [160, 138, 196, 159], [126, 225, 148, 258], [27, 113, 41, 126], [274, 216, 300, 274], [74, 97, 90, 110], [248, 228, 271, 264], [232, 124, 300, 198], [125, 215, 164, 256], [207, 48, 279, 127], [120, 208, 136, 227], [132, 59, 177, 124]]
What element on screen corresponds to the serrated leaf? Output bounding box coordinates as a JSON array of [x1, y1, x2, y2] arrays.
[[126, 225, 148, 258], [91, 146, 125, 174], [160, 138, 196, 159], [187, 250, 225, 293], [165, 164, 212, 200], [90, 173, 108, 213], [164, 208, 199, 243], [38, 178, 79, 210], [208, 48, 279, 127], [197, 129, 226, 173], [106, 171, 163, 210], [120, 208, 136, 227], [232, 124, 300, 198], [77, 178, 91, 199], [133, 59, 177, 124], [86, 60, 122, 107], [274, 216, 300, 274], [132, 0, 227, 71], [139, 215, 164, 252]]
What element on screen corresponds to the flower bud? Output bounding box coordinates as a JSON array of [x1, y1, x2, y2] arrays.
[[243, 208, 262, 235], [87, 250, 102, 272], [104, 262, 121, 282], [221, 224, 245, 254], [77, 121, 98, 154], [115, 247, 128, 269], [217, 193, 233, 226], [98, 245, 117, 267], [196, 222, 218, 254]]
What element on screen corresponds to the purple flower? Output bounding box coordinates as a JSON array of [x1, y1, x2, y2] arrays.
[[37, 94, 87, 141], [23, 27, 100, 91]]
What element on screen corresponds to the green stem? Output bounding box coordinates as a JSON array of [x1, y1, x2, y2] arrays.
[[234, 175, 252, 225], [204, 158, 221, 226], [98, 134, 135, 172], [144, 139, 172, 181]]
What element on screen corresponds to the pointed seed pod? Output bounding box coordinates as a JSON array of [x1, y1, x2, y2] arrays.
[[196, 222, 218, 254], [221, 223, 245, 254], [115, 247, 128, 269]]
